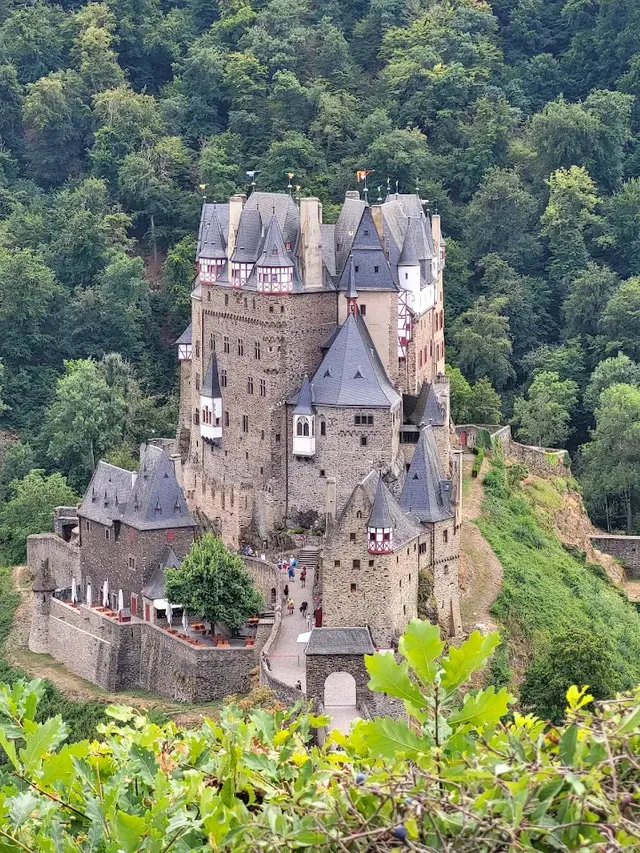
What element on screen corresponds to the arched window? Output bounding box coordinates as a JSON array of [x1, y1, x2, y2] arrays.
[[303, 420, 309, 437], [296, 420, 304, 436], [356, 510, 362, 519]]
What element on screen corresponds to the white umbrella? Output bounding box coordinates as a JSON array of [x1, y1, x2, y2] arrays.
[[296, 631, 312, 644], [166, 602, 172, 627], [71, 577, 77, 604], [182, 609, 189, 633], [102, 579, 109, 608], [118, 589, 124, 613], [86, 582, 92, 607]]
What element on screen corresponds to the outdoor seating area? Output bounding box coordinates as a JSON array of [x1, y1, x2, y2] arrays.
[[159, 616, 261, 648]]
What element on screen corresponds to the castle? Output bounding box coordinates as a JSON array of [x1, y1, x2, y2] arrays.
[[26, 186, 462, 704], [177, 188, 462, 642]]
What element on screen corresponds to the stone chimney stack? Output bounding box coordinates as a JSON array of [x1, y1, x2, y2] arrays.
[[325, 476, 336, 529], [170, 453, 183, 489], [299, 197, 324, 290], [227, 194, 246, 259]]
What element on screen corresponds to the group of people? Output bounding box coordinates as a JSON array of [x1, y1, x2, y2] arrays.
[[285, 597, 308, 618]]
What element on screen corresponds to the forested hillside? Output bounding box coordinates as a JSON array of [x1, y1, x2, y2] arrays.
[[1, 0, 640, 537]]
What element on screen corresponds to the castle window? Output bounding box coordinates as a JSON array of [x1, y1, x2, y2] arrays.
[[244, 297, 248, 308], [195, 373, 200, 391], [356, 510, 362, 519], [260, 379, 266, 397], [374, 266, 379, 273], [409, 573, 411, 581], [223, 336, 230, 354], [193, 409, 200, 425], [261, 430, 265, 439], [334, 560, 340, 567], [224, 411, 229, 426], [419, 351, 423, 368], [319, 469, 325, 477], [430, 341, 433, 356], [225, 294, 229, 306], [403, 605, 406, 615], [195, 340, 200, 358], [350, 583, 357, 592], [405, 272, 409, 280], [360, 304, 366, 316], [221, 369, 227, 388], [360, 436, 367, 446], [245, 451, 249, 460], [260, 466, 263, 474], [443, 529, 448, 544], [355, 265, 359, 272], [399, 579, 402, 588], [419, 542, 426, 555], [440, 309, 444, 327], [247, 377, 254, 394], [209, 334, 214, 351], [444, 565, 449, 575], [352, 559, 360, 569], [350, 533, 356, 542], [269, 305, 274, 313], [237, 338, 244, 356], [128, 556, 136, 570], [276, 433, 281, 442], [281, 305, 285, 313], [207, 291, 211, 301], [86, 520, 91, 532], [253, 298, 256, 309], [320, 421, 326, 436], [242, 415, 249, 433], [104, 528, 110, 540], [255, 342, 261, 360]]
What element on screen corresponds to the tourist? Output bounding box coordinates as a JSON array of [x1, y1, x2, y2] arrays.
[[283, 583, 289, 598], [287, 598, 295, 615], [300, 567, 307, 588], [288, 565, 295, 582], [295, 680, 302, 691], [300, 600, 308, 618]]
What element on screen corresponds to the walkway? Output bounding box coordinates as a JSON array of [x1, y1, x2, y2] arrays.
[[323, 671, 361, 733], [269, 554, 315, 691]]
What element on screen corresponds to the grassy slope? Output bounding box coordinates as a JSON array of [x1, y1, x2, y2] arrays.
[[476, 467, 640, 691]]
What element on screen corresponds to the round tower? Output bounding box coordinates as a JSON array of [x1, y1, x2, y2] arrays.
[[28, 558, 57, 655]]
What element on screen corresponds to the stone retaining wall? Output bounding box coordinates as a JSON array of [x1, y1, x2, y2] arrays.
[[242, 556, 279, 609], [590, 535, 640, 578], [259, 602, 303, 706], [455, 424, 569, 476]]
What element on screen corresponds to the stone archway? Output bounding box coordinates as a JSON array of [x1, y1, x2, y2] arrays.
[[324, 671, 357, 707]]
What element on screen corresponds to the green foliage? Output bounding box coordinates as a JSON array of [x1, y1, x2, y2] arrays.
[[471, 447, 484, 478], [0, 471, 78, 564], [513, 370, 579, 448], [0, 628, 638, 850], [165, 533, 263, 632], [478, 460, 640, 707]]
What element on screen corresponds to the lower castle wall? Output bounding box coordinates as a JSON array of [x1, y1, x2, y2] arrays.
[[27, 535, 80, 589], [242, 557, 279, 609], [590, 536, 640, 578], [455, 425, 569, 477]]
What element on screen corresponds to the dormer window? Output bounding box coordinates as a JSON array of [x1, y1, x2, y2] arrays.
[[272, 247, 278, 255]]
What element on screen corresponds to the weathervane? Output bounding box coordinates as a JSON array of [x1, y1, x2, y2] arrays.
[[199, 183, 207, 202], [246, 170, 258, 193], [377, 185, 383, 203], [356, 169, 374, 205], [287, 172, 294, 196]]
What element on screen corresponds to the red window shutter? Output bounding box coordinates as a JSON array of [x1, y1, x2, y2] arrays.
[[129, 529, 135, 542], [167, 529, 175, 542]]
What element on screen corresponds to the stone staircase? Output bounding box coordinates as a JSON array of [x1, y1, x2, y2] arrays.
[[296, 545, 320, 574]]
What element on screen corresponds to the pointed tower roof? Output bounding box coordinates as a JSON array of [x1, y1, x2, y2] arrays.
[[231, 208, 262, 263], [256, 214, 294, 269], [309, 314, 400, 408], [198, 206, 227, 260], [338, 206, 397, 291], [174, 323, 192, 346], [345, 255, 358, 300], [201, 353, 221, 399], [293, 374, 315, 415], [368, 476, 393, 528], [398, 219, 420, 266], [408, 381, 446, 427], [399, 426, 453, 523]]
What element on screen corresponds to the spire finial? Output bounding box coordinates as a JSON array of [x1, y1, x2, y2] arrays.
[[386, 176, 391, 195], [377, 185, 382, 203], [345, 254, 358, 316], [246, 169, 258, 193], [395, 179, 399, 196], [287, 172, 294, 196]]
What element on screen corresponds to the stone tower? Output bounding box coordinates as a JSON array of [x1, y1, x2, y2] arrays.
[[29, 558, 57, 655]]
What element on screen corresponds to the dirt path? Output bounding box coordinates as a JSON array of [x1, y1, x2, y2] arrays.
[[459, 455, 503, 634]]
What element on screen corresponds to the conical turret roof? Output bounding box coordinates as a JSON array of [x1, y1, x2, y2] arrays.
[[399, 426, 453, 522], [294, 374, 315, 415], [256, 214, 294, 268], [368, 476, 393, 529], [201, 353, 221, 399], [198, 207, 227, 260], [398, 219, 420, 266]]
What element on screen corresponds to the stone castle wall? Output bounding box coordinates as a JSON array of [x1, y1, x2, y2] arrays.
[[38, 599, 259, 701], [27, 534, 80, 589], [242, 556, 279, 609], [455, 424, 569, 478], [590, 535, 640, 578]]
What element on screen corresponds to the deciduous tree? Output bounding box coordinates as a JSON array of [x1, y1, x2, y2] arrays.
[[513, 370, 578, 447]]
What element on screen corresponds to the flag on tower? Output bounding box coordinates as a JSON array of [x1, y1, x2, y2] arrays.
[[356, 169, 373, 182]]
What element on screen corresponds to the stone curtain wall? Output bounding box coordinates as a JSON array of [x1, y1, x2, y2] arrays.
[[455, 425, 569, 477], [242, 556, 279, 610], [590, 536, 640, 579], [27, 534, 80, 588]]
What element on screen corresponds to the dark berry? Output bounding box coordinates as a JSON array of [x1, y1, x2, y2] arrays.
[[355, 773, 366, 785], [392, 824, 408, 840]]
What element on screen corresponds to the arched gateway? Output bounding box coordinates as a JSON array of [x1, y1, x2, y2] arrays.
[[304, 627, 376, 712]]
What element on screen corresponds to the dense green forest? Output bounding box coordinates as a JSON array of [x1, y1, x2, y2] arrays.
[[0, 0, 640, 536]]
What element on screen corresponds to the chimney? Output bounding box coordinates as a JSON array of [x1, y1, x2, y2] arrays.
[[227, 194, 246, 259], [171, 453, 183, 489], [325, 476, 336, 529], [431, 212, 441, 254], [299, 197, 323, 290]]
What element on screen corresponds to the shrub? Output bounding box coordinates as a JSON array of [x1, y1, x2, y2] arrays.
[[471, 446, 484, 478]]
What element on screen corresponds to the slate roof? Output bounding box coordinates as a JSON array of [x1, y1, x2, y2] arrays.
[[142, 547, 181, 600], [337, 207, 397, 292], [398, 219, 420, 266], [174, 324, 192, 346], [361, 471, 422, 548], [321, 223, 337, 276], [368, 476, 393, 529], [201, 353, 221, 399], [399, 426, 453, 523], [308, 314, 400, 408], [305, 627, 375, 656], [198, 205, 227, 259], [78, 446, 196, 531], [230, 208, 262, 264], [256, 214, 294, 268], [334, 193, 366, 275], [293, 374, 314, 415], [406, 382, 446, 427], [381, 194, 435, 281], [244, 191, 300, 248]]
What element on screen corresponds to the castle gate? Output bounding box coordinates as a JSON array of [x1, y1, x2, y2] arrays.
[[304, 627, 375, 715]]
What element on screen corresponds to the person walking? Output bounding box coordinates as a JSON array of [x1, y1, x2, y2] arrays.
[[287, 598, 294, 615], [299, 600, 308, 618], [300, 567, 307, 588], [283, 583, 289, 599], [288, 564, 295, 582]]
